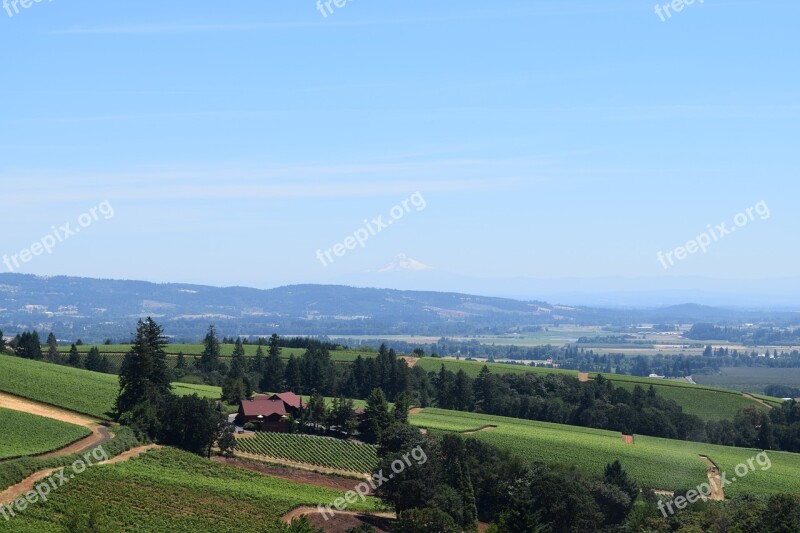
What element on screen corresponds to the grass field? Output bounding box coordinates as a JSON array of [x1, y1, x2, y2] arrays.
[[236, 433, 378, 473], [416, 358, 773, 421], [0, 355, 119, 418], [694, 367, 800, 394], [5, 447, 381, 532], [0, 408, 91, 460], [0, 355, 233, 419], [410, 408, 800, 497]]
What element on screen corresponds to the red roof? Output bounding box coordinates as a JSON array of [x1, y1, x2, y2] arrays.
[[241, 398, 286, 418], [239, 392, 302, 417], [271, 392, 302, 409]]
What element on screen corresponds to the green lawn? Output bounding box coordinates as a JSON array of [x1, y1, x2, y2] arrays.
[[410, 408, 800, 497], [0, 408, 91, 460], [5, 447, 381, 532]]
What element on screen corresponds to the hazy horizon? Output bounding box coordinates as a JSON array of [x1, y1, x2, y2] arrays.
[[3, 1, 798, 301]]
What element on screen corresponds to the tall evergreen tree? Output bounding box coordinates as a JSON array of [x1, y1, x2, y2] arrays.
[[46, 333, 61, 363], [393, 391, 412, 423], [363, 388, 393, 443], [284, 355, 303, 392], [116, 318, 171, 418], [262, 334, 286, 392], [0, 329, 4, 352], [251, 345, 265, 374], [229, 338, 246, 379], [85, 346, 103, 372], [67, 344, 82, 367], [197, 325, 221, 373], [175, 351, 186, 370]]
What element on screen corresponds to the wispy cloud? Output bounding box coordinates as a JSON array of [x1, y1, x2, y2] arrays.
[[0, 159, 532, 203], [50, 22, 326, 35]]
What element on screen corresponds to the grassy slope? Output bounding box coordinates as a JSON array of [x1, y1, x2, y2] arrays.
[[0, 355, 229, 419], [410, 408, 800, 497], [0, 408, 91, 460], [416, 358, 774, 421], [6, 447, 380, 533]]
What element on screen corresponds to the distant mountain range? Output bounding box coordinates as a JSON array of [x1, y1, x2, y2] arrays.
[[0, 273, 798, 343]]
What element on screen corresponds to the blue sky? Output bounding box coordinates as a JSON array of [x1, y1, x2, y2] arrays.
[[1, 1, 798, 296]]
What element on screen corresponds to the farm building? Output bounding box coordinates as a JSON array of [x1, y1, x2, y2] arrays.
[[236, 392, 303, 432]]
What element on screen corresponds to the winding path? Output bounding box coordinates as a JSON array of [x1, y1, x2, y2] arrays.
[[742, 393, 774, 410], [699, 455, 725, 501], [0, 445, 160, 505], [0, 392, 113, 459]]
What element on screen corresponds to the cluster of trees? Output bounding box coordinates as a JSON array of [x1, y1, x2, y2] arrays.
[[115, 318, 234, 457], [711, 401, 800, 453], [375, 424, 640, 532], [434, 368, 704, 440], [11, 330, 43, 359], [8, 330, 113, 372], [687, 323, 800, 346]]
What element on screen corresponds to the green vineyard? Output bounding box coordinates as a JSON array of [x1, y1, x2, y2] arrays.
[[236, 433, 378, 473]]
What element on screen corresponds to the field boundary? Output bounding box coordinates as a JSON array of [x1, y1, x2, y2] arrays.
[[234, 451, 373, 479]]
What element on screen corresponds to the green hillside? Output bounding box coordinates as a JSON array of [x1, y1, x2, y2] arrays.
[[6, 447, 380, 532], [0, 408, 91, 460], [415, 357, 775, 421], [410, 408, 800, 497]]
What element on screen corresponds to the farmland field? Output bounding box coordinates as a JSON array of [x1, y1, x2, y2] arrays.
[[0, 408, 91, 460], [416, 358, 772, 421], [0, 355, 119, 418], [5, 447, 381, 532], [0, 356, 229, 418], [57, 344, 368, 362], [410, 408, 800, 497], [236, 433, 378, 473], [694, 367, 800, 394]]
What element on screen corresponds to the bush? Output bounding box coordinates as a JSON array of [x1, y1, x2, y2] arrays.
[[243, 422, 257, 431], [392, 508, 459, 533]]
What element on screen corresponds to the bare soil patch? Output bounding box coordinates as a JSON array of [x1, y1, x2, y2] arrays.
[[100, 444, 161, 466], [742, 393, 774, 410], [462, 425, 497, 435], [700, 455, 725, 501], [407, 408, 424, 415], [0, 391, 113, 461], [234, 451, 371, 479], [283, 506, 395, 532], [402, 357, 420, 368], [0, 392, 98, 427], [214, 457, 372, 492]]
